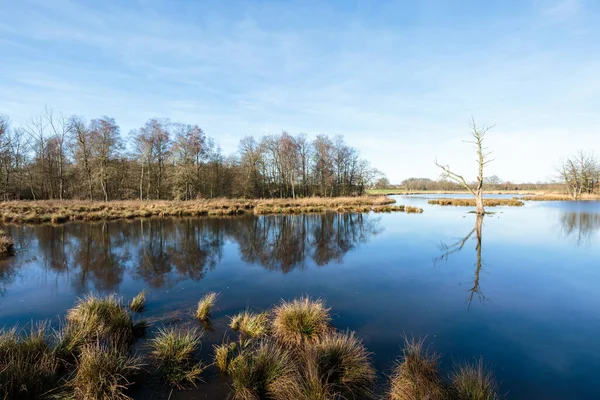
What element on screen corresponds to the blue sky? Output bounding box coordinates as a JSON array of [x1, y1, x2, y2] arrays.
[[1, 0, 598, 183]]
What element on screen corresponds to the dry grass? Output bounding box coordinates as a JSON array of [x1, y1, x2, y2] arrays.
[[129, 291, 146, 313], [0, 229, 14, 256], [149, 327, 205, 388], [450, 358, 500, 400], [228, 340, 297, 400], [428, 198, 524, 207], [307, 331, 375, 398], [522, 193, 600, 201], [65, 294, 139, 350], [0, 323, 60, 400], [230, 310, 271, 339], [214, 342, 238, 373], [195, 292, 219, 321], [71, 343, 142, 400], [389, 337, 448, 400], [272, 297, 332, 345], [0, 196, 406, 224], [405, 206, 424, 213]]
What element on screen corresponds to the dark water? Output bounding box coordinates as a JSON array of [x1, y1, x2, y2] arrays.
[[1, 196, 600, 399]]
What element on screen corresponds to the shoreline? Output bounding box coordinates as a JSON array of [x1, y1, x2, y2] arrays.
[[0, 196, 423, 225]]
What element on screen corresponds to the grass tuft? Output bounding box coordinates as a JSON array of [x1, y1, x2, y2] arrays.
[[389, 337, 448, 400], [0, 229, 14, 256], [195, 292, 219, 321], [214, 341, 238, 373], [311, 331, 375, 397], [230, 310, 271, 339], [71, 343, 142, 400], [272, 297, 331, 345], [450, 357, 499, 400], [65, 294, 138, 350], [149, 327, 205, 388], [229, 340, 297, 400], [0, 323, 59, 400], [129, 291, 146, 312], [428, 198, 524, 207]]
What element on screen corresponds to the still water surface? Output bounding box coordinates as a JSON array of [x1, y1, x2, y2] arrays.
[[1, 196, 599, 399]]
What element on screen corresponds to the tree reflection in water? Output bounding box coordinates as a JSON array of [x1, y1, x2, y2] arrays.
[[559, 211, 600, 246], [436, 214, 487, 308], [0, 213, 382, 292]]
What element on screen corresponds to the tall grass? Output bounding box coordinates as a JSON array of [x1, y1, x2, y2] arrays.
[[230, 310, 271, 339], [0, 324, 60, 400], [389, 337, 447, 400], [306, 331, 375, 398], [228, 340, 297, 400], [149, 327, 205, 388], [195, 292, 219, 321], [272, 297, 331, 345], [214, 341, 238, 373], [129, 291, 146, 312], [71, 343, 142, 400], [450, 358, 499, 400], [65, 294, 138, 350], [0, 229, 14, 256]]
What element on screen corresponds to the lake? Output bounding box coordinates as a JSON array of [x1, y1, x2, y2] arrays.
[[1, 195, 600, 399]]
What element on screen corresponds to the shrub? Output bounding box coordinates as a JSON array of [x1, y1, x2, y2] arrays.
[[71, 343, 142, 400], [149, 327, 205, 388], [389, 337, 447, 400], [0, 229, 14, 256], [272, 297, 331, 345], [195, 292, 219, 321]]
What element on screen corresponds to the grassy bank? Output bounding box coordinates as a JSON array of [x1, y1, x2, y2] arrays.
[[0, 196, 424, 225], [367, 189, 537, 196], [522, 193, 600, 201], [0, 293, 501, 399], [428, 198, 524, 207]]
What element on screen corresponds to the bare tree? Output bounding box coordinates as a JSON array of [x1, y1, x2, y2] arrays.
[[436, 118, 494, 215], [557, 150, 598, 199]]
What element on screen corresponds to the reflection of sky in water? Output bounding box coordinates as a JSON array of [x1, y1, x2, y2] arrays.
[[0, 198, 599, 399]]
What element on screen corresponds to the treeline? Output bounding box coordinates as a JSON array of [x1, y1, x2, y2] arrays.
[[0, 109, 381, 201], [374, 177, 563, 192], [557, 150, 600, 199]]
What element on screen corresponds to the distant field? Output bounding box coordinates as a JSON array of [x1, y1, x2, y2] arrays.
[[366, 189, 538, 195]]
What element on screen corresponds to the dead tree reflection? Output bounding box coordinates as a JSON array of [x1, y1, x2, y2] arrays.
[[436, 214, 487, 308]]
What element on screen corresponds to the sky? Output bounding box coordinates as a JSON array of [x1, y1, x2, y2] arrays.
[[0, 0, 599, 183]]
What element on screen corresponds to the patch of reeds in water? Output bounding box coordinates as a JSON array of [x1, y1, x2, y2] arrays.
[[0, 229, 14, 256], [230, 310, 271, 339], [428, 198, 524, 207], [129, 291, 146, 312], [272, 296, 332, 345], [149, 326, 205, 388], [195, 292, 219, 321]]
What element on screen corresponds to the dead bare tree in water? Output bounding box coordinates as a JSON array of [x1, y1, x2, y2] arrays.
[[435, 118, 494, 215]]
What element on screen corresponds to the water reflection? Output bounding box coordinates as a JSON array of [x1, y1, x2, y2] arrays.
[[0, 213, 381, 293], [559, 211, 600, 246], [436, 214, 487, 307]]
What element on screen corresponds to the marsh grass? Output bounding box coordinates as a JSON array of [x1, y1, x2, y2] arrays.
[[149, 327, 205, 388], [71, 343, 142, 400], [405, 206, 424, 213], [0, 323, 60, 400], [0, 229, 14, 256], [450, 358, 500, 400], [65, 294, 139, 350], [129, 291, 146, 313], [389, 337, 448, 400], [228, 340, 297, 400], [428, 199, 524, 207], [230, 310, 271, 339], [0, 196, 402, 224], [214, 341, 238, 373], [195, 292, 219, 321], [272, 297, 331, 345], [307, 331, 375, 398]]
